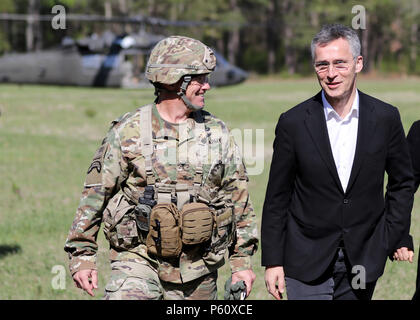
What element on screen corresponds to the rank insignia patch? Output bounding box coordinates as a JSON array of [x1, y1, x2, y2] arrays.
[[87, 160, 102, 174], [84, 143, 108, 187]]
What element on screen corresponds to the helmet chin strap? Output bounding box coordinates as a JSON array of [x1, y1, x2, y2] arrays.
[[177, 75, 202, 111]]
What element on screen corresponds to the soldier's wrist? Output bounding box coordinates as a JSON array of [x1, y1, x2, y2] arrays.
[[69, 258, 97, 276]]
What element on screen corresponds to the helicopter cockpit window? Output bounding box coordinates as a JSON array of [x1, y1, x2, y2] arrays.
[[82, 55, 102, 69], [104, 55, 121, 68]]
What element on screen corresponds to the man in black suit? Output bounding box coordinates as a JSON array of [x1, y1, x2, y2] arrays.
[[262, 24, 414, 300], [407, 121, 420, 301]]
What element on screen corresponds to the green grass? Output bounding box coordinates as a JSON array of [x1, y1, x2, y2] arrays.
[[0, 76, 419, 300]]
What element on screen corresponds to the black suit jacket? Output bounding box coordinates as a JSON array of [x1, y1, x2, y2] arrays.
[[407, 120, 420, 301], [262, 90, 414, 283]]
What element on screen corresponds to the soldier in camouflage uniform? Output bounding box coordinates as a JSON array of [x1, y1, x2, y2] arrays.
[[64, 36, 259, 300]]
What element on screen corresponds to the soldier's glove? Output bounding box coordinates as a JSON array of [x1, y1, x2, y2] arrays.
[[224, 276, 247, 300]]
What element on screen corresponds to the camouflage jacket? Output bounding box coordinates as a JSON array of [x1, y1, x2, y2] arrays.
[[64, 104, 258, 283]]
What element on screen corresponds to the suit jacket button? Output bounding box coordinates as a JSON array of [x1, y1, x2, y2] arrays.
[[343, 199, 349, 204]]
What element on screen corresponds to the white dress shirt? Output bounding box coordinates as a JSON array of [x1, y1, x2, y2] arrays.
[[322, 90, 359, 193]]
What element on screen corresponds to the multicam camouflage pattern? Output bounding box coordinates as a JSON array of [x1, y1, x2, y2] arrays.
[[64, 103, 258, 286], [103, 258, 217, 300], [146, 36, 216, 85]]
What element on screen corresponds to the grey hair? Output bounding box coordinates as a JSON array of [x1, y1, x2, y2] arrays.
[[311, 24, 361, 61]]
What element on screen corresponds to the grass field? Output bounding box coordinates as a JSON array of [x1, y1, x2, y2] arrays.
[[0, 76, 419, 300]]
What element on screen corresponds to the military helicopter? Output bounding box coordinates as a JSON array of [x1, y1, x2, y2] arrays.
[[0, 29, 248, 88]]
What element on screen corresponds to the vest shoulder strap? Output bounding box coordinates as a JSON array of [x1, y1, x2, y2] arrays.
[[140, 104, 155, 185]]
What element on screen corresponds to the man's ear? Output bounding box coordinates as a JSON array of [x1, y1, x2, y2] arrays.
[[355, 55, 363, 73]]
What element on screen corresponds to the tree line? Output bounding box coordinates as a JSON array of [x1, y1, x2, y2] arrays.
[[0, 0, 419, 76]]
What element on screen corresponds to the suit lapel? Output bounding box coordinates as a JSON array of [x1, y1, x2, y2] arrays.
[[345, 91, 376, 195], [304, 92, 344, 194]]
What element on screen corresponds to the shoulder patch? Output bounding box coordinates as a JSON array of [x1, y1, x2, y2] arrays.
[[87, 160, 102, 174], [84, 141, 109, 187]]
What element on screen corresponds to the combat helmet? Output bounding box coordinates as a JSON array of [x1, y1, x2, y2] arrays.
[[146, 35, 216, 110]]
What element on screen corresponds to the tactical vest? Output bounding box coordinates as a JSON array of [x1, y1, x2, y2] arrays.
[[103, 104, 236, 266], [140, 103, 207, 209]]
